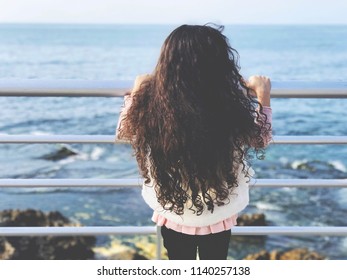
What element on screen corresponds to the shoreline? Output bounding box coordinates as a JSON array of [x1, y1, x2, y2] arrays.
[[0, 209, 338, 260]]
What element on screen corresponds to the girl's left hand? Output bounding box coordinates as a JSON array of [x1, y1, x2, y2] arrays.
[[132, 74, 152, 95]]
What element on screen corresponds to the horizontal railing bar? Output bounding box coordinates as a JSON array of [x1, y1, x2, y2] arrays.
[[0, 80, 128, 97], [232, 226, 347, 236], [0, 80, 347, 98], [272, 136, 347, 144], [0, 134, 121, 144], [0, 179, 346, 188], [1, 135, 347, 144], [0, 226, 156, 236], [0, 226, 346, 236], [251, 179, 347, 188], [0, 179, 142, 188]]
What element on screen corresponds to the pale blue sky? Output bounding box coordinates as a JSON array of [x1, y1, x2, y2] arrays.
[[0, 0, 347, 25]]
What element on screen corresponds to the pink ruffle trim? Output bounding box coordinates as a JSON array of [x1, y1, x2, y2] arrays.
[[152, 212, 238, 235]]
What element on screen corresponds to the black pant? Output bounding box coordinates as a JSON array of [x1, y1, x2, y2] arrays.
[[161, 225, 231, 260]]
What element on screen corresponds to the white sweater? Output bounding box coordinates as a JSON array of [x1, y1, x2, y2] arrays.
[[141, 164, 254, 227]]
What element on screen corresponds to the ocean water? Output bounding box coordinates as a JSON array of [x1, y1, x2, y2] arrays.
[[0, 24, 347, 259]]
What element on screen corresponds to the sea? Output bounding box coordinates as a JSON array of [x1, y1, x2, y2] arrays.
[[0, 24, 347, 259]]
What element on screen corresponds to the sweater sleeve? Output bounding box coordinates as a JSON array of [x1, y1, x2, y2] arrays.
[[256, 106, 273, 147], [115, 93, 132, 142], [115, 75, 152, 143]]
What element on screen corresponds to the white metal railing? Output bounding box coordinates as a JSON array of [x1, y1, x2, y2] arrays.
[[0, 80, 347, 98], [1, 226, 347, 237], [1, 80, 347, 260], [0, 226, 157, 236], [1, 135, 347, 144], [0, 178, 347, 188]]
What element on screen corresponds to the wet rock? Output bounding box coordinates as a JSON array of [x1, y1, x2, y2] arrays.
[[0, 209, 96, 260], [230, 213, 267, 244], [237, 213, 266, 226], [295, 160, 335, 173], [39, 145, 78, 161], [94, 240, 147, 260], [106, 248, 147, 260], [133, 235, 167, 260], [0, 237, 15, 259], [257, 160, 346, 180], [94, 235, 169, 260], [279, 248, 325, 260], [243, 250, 270, 260], [244, 248, 325, 260], [0, 209, 71, 227]]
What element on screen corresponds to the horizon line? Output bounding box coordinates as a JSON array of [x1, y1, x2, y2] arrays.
[[0, 22, 347, 26]]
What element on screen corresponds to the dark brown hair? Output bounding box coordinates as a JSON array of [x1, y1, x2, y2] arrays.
[[120, 24, 270, 215]]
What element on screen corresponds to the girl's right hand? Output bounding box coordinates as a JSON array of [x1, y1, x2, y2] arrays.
[[246, 75, 271, 107], [132, 74, 152, 95]]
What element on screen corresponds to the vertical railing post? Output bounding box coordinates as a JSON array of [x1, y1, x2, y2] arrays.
[[156, 226, 162, 260]]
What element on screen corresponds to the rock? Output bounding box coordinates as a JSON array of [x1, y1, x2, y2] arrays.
[[279, 248, 325, 260], [93, 235, 169, 260], [237, 213, 266, 226], [289, 160, 346, 179], [39, 145, 79, 161], [230, 213, 267, 244], [244, 248, 325, 260], [0, 237, 15, 259], [243, 250, 270, 260], [258, 160, 346, 180], [0, 209, 71, 227], [0, 209, 96, 260], [296, 160, 334, 173], [93, 240, 147, 260], [132, 235, 168, 260]]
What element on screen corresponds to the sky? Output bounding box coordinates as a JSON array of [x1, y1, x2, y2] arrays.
[[0, 0, 347, 25]]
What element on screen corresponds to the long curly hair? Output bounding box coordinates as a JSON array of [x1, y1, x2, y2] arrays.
[[121, 24, 270, 215]]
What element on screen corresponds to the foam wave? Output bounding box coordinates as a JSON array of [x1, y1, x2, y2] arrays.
[[57, 146, 105, 163], [291, 159, 346, 173], [337, 189, 347, 210], [291, 159, 307, 170], [254, 202, 282, 211], [30, 131, 52, 135], [342, 237, 347, 250], [90, 147, 104, 160], [329, 161, 346, 172]]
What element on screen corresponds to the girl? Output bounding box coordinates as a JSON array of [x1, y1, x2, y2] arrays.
[[115, 24, 272, 260]]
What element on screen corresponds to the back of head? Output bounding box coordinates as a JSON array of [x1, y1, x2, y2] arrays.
[[125, 24, 265, 215], [157, 24, 237, 88]]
